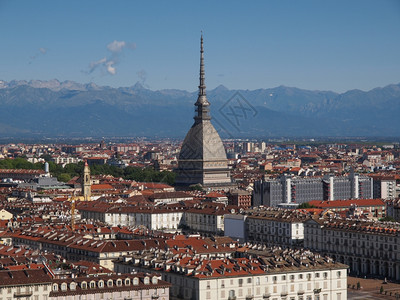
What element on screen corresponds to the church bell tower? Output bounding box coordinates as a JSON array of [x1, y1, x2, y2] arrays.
[[82, 161, 91, 201]]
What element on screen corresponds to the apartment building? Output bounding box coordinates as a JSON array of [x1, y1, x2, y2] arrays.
[[114, 246, 348, 300], [254, 174, 373, 207], [304, 217, 400, 280], [0, 269, 52, 300], [0, 269, 170, 300], [225, 207, 309, 247], [49, 273, 170, 300]]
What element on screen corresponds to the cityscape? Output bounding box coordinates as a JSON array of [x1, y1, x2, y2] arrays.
[[1, 1, 400, 300]]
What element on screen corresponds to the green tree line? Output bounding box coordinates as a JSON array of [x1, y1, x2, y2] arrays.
[[0, 158, 175, 185]]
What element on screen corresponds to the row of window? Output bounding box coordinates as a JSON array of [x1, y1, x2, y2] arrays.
[[205, 271, 342, 289], [52, 276, 158, 292]]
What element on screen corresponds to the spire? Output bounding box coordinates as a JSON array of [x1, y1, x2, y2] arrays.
[[199, 33, 206, 97], [195, 33, 210, 122]]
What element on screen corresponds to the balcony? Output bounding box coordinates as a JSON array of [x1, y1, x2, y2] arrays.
[[313, 288, 322, 294], [151, 295, 159, 299], [14, 291, 33, 298], [263, 294, 271, 299], [246, 296, 254, 300]]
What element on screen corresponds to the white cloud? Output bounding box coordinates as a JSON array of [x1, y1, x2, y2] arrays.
[[107, 40, 126, 53], [106, 60, 116, 75], [88, 57, 107, 73], [86, 40, 135, 76], [39, 48, 47, 54]]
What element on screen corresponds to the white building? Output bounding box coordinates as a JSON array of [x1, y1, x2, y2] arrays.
[[304, 217, 400, 280], [114, 246, 348, 300], [225, 207, 308, 247]]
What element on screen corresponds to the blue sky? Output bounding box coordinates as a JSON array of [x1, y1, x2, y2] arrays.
[[1, 0, 399, 92]]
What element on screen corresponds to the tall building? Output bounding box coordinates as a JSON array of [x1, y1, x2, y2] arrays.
[[82, 161, 91, 201], [175, 35, 232, 189], [253, 174, 372, 207]]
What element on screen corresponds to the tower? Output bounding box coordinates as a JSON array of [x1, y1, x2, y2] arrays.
[[175, 34, 232, 189], [82, 161, 91, 201]]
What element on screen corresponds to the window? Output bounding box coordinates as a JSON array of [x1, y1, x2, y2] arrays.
[[299, 274, 303, 279], [247, 278, 252, 284], [133, 278, 139, 285], [152, 277, 158, 284], [81, 282, 87, 289], [98, 280, 104, 288], [282, 275, 286, 280], [273, 276, 277, 283], [61, 283, 67, 291], [90, 281, 96, 289], [323, 272, 328, 279], [107, 280, 113, 287], [116, 279, 122, 286], [290, 275, 295, 281], [315, 273, 320, 278], [70, 282, 76, 291], [337, 271, 341, 278], [239, 279, 243, 287], [52, 284, 58, 292]]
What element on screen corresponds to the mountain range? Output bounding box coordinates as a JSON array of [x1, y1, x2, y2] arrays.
[[0, 79, 400, 138]]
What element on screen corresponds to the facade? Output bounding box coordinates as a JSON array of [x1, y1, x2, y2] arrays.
[[386, 199, 400, 221], [254, 174, 373, 207], [308, 199, 386, 219], [79, 204, 184, 230], [12, 230, 166, 270], [0, 208, 13, 220], [183, 204, 229, 234], [0, 269, 170, 300], [114, 247, 348, 300], [0, 269, 52, 300], [49, 273, 170, 300], [304, 217, 400, 280], [175, 35, 232, 189], [225, 208, 308, 248], [228, 189, 252, 208], [372, 175, 396, 200]]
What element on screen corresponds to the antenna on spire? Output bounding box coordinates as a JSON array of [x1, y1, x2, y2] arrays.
[[199, 32, 206, 97]]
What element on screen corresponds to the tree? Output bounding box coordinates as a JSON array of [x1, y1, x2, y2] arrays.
[[40, 154, 52, 162], [298, 202, 315, 209], [380, 216, 396, 222], [58, 173, 72, 183], [380, 286, 384, 294]]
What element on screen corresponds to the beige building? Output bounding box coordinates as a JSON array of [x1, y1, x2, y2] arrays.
[[0, 269, 52, 300], [114, 246, 348, 300], [0, 208, 13, 220], [225, 208, 308, 247], [49, 273, 170, 300], [304, 217, 400, 280]]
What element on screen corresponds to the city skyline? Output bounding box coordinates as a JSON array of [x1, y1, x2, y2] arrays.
[[1, 0, 400, 93]]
